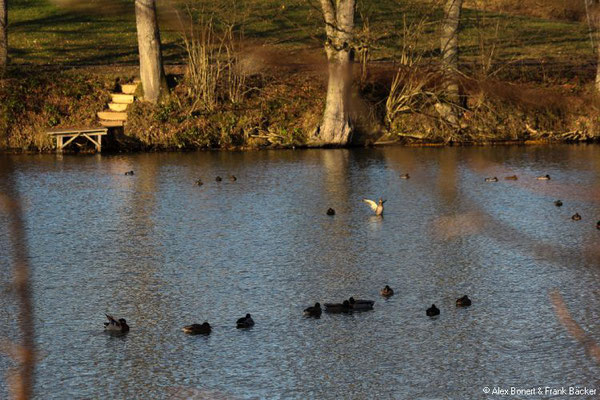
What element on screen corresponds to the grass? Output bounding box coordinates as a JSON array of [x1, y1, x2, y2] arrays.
[[6, 0, 595, 74], [9, 0, 139, 65]]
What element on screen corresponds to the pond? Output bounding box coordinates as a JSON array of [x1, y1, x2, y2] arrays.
[[1, 146, 599, 399]]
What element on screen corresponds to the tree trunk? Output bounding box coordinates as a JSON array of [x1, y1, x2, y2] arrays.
[[317, 0, 356, 146], [585, 0, 595, 51], [440, 0, 463, 105], [588, 0, 600, 93], [596, 39, 600, 93], [135, 0, 167, 103], [0, 0, 7, 74]]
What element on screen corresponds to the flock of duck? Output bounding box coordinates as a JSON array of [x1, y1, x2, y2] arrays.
[[483, 173, 600, 226], [195, 174, 237, 186], [303, 291, 471, 318], [104, 313, 255, 335], [108, 169, 599, 335], [104, 289, 473, 335]]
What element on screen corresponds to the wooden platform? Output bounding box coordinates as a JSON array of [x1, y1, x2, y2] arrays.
[[47, 127, 108, 152]]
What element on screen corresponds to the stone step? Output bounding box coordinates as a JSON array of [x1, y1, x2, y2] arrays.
[[108, 102, 129, 112], [99, 120, 124, 128], [110, 93, 134, 104], [121, 84, 138, 95], [97, 111, 128, 121]]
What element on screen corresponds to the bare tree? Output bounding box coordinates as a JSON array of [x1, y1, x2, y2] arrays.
[[135, 0, 168, 103], [316, 0, 356, 146], [0, 0, 7, 74]]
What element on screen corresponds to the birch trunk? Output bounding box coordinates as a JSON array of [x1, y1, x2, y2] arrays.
[[317, 0, 356, 146], [135, 0, 167, 103], [440, 0, 462, 105], [0, 0, 7, 74], [589, 0, 600, 93]]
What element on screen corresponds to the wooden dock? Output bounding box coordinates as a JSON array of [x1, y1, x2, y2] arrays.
[[47, 127, 108, 152]]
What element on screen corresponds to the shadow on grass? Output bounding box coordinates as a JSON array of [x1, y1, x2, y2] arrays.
[[10, 11, 96, 30]]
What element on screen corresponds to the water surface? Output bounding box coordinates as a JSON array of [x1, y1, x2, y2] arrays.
[[1, 146, 600, 399]]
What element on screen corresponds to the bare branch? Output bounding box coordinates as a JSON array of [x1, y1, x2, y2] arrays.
[[0, 157, 35, 400], [550, 290, 600, 364]]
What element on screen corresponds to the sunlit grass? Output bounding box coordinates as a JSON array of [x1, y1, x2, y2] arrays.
[[6, 0, 594, 74]]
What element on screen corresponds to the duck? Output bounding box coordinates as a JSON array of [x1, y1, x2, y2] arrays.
[[380, 285, 394, 297], [182, 322, 211, 335], [362, 198, 385, 216], [348, 297, 374, 311], [104, 314, 129, 333], [124, 170, 134, 176], [324, 300, 351, 313], [400, 173, 410, 179], [456, 295, 472, 307], [426, 304, 440, 317], [303, 303, 322, 318], [229, 175, 237, 182], [554, 200, 563, 207], [571, 213, 581, 221], [196, 179, 203, 186], [236, 314, 255, 329], [536, 174, 551, 180], [326, 208, 335, 216], [484, 177, 498, 182], [504, 175, 518, 180], [216, 176, 222, 182]]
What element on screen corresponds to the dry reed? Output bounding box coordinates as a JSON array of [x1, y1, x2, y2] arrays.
[[176, 5, 248, 112], [385, 16, 435, 128]]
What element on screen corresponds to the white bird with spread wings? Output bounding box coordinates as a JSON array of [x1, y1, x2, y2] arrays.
[[362, 198, 386, 216]]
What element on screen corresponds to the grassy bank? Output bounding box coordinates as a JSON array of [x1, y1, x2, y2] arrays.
[[0, 62, 326, 151], [2, 0, 600, 151]]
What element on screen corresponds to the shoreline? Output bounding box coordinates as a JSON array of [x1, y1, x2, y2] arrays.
[[2, 138, 598, 156], [2, 61, 599, 153]]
